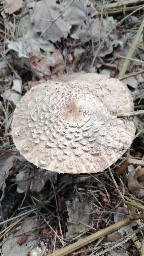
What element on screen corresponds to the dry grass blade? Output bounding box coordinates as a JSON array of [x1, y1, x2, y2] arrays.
[[0, 208, 37, 226], [118, 18, 144, 79]]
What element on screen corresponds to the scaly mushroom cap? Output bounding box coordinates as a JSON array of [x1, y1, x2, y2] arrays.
[[12, 73, 135, 173]]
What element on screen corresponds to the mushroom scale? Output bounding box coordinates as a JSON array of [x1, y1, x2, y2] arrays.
[[12, 74, 135, 174]]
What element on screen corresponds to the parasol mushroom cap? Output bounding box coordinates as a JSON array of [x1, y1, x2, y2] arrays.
[[12, 73, 135, 174]]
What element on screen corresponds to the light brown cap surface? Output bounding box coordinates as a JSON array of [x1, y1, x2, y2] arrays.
[[12, 73, 135, 174]]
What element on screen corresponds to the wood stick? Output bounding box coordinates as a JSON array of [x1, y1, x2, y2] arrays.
[[124, 196, 144, 211], [98, 0, 144, 9], [117, 110, 144, 117], [48, 214, 143, 256]]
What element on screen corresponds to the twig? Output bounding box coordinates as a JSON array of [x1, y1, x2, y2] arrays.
[[97, 0, 144, 15], [117, 110, 144, 117], [0, 183, 6, 203], [135, 93, 144, 101], [118, 55, 144, 65], [124, 196, 144, 211], [135, 105, 144, 110], [92, 225, 144, 256], [43, 218, 65, 246], [47, 214, 144, 256], [0, 208, 37, 226], [135, 129, 144, 138], [51, 182, 64, 246], [128, 157, 144, 166], [118, 18, 144, 79], [40, 0, 74, 38], [120, 69, 144, 80], [98, 57, 118, 70], [99, 0, 144, 9], [102, 6, 144, 15], [0, 218, 23, 239], [91, 5, 144, 68], [0, 52, 20, 79], [109, 170, 124, 200]]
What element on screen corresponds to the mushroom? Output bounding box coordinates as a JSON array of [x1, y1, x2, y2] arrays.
[[12, 73, 135, 174]]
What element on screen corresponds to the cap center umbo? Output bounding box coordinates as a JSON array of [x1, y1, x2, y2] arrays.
[[65, 99, 82, 118]]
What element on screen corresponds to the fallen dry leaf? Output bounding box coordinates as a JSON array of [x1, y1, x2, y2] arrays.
[[0, 59, 9, 76], [107, 207, 130, 249], [30, 247, 43, 256], [2, 218, 40, 256], [123, 76, 138, 89], [2, 89, 21, 105], [0, 101, 4, 115], [136, 167, 144, 182], [17, 234, 28, 246], [63, 0, 98, 41], [30, 169, 57, 192], [31, 0, 71, 42], [7, 21, 54, 58], [16, 167, 57, 193], [128, 175, 144, 197], [0, 152, 14, 189], [31, 49, 65, 77], [128, 165, 144, 197], [7, 23, 65, 77], [99, 191, 109, 205], [66, 195, 92, 239], [42, 228, 50, 239], [16, 170, 31, 193], [12, 79, 22, 94], [117, 160, 129, 176], [3, 0, 23, 14], [114, 207, 128, 223]]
